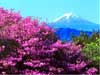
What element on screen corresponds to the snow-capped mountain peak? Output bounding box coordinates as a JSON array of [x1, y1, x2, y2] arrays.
[[48, 13, 99, 31], [53, 12, 73, 22]]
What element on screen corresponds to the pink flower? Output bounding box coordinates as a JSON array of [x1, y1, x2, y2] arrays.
[[75, 61, 87, 71], [86, 67, 98, 74], [24, 62, 33, 67]]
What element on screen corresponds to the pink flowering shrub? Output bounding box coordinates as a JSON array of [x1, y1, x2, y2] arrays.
[[0, 7, 98, 74]]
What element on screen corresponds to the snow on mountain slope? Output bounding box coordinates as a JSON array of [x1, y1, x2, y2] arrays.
[[53, 12, 73, 22]]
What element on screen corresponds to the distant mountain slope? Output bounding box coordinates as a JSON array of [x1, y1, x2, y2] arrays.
[[47, 13, 99, 41], [55, 28, 92, 41]]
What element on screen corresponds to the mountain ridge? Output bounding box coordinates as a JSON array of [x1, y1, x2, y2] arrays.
[[47, 13, 99, 41]]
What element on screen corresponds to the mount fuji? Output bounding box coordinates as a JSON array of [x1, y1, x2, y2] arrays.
[[47, 13, 100, 41]]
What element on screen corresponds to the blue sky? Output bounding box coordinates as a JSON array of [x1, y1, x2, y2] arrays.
[[0, 0, 99, 24]]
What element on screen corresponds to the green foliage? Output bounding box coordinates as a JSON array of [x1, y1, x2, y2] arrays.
[[82, 38, 100, 67], [72, 31, 100, 46], [72, 31, 100, 68], [89, 31, 100, 42], [71, 31, 88, 46]]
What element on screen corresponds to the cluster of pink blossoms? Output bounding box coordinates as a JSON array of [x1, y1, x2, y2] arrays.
[[0, 7, 98, 74]]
